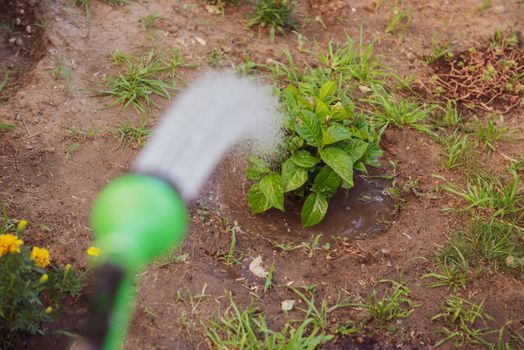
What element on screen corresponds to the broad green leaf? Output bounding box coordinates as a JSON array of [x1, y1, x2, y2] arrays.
[[247, 183, 271, 214], [341, 139, 368, 163], [354, 161, 368, 173], [284, 84, 300, 97], [323, 125, 353, 146], [290, 150, 320, 168], [320, 147, 354, 188], [295, 110, 323, 147], [246, 156, 270, 180], [281, 159, 308, 192], [301, 192, 328, 227], [341, 179, 354, 189], [330, 104, 350, 121], [318, 81, 337, 101], [287, 136, 304, 153], [312, 166, 341, 198], [314, 97, 330, 118], [259, 172, 284, 211]]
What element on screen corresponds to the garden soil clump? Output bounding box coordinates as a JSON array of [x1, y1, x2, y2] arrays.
[[0, 0, 523, 349]]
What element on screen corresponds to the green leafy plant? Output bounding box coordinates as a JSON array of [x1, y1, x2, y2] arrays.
[[247, 0, 294, 41], [0, 213, 85, 348], [246, 81, 382, 227]]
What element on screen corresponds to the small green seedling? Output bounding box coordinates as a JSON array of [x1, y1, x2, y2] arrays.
[[302, 234, 322, 258], [218, 226, 243, 265]]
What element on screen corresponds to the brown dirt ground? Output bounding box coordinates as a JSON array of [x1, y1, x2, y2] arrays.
[[1, 0, 523, 349]]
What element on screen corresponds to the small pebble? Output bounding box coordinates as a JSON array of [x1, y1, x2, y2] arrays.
[[15, 18, 21, 25], [15, 37, 24, 46], [25, 25, 32, 34]]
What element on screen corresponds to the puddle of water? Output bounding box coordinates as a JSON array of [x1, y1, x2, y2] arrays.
[[205, 152, 398, 239]]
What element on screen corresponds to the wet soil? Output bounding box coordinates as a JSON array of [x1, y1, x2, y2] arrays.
[[0, 0, 523, 349], [209, 154, 398, 239]]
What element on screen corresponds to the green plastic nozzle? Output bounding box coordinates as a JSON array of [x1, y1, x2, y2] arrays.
[[88, 174, 188, 349], [91, 174, 188, 270]]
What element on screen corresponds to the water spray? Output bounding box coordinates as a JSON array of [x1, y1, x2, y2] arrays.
[[81, 72, 281, 349]]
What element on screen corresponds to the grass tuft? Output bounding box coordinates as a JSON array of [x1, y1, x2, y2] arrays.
[[100, 51, 176, 112]]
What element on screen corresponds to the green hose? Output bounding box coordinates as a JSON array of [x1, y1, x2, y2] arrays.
[[89, 174, 188, 349]]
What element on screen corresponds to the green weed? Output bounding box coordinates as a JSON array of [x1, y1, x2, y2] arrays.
[[218, 226, 243, 265], [263, 261, 275, 292], [114, 120, 150, 148], [443, 163, 523, 222], [247, 0, 294, 41], [366, 86, 435, 136], [313, 34, 387, 86], [290, 286, 352, 330], [46, 57, 72, 93], [422, 246, 471, 290], [301, 234, 322, 258], [435, 100, 461, 129], [470, 115, 510, 152], [0, 123, 15, 132], [439, 219, 523, 275], [355, 275, 417, 329], [66, 124, 100, 141], [426, 36, 453, 64], [203, 295, 333, 349], [206, 48, 224, 67], [64, 142, 80, 164], [432, 296, 498, 348], [100, 51, 176, 112], [478, 0, 491, 11], [490, 29, 519, 52], [440, 131, 477, 171], [272, 240, 300, 254], [385, 7, 412, 35], [139, 13, 161, 31]]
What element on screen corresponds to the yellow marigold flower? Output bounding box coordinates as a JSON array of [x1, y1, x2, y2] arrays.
[[0, 233, 24, 257], [39, 273, 49, 283], [17, 220, 27, 232], [86, 246, 101, 257], [45, 306, 53, 314], [31, 246, 50, 268]]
